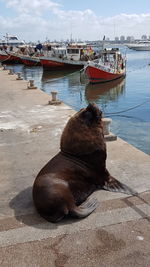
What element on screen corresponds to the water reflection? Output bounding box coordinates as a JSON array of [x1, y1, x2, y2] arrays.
[[85, 77, 125, 104], [22, 66, 43, 85], [41, 69, 76, 83], [8, 64, 43, 88]]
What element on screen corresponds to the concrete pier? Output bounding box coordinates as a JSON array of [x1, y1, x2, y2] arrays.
[[0, 68, 150, 267]]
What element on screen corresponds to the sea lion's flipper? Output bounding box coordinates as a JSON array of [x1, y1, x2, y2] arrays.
[[70, 198, 98, 218], [102, 177, 137, 196]]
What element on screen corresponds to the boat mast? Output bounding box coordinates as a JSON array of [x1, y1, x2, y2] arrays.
[[6, 33, 9, 45], [102, 35, 105, 50]]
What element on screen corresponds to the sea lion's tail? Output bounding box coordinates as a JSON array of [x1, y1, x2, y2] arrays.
[[70, 198, 98, 218], [102, 176, 137, 195]]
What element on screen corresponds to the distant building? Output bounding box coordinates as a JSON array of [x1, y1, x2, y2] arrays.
[[115, 37, 119, 42], [126, 36, 134, 42], [141, 35, 147, 40], [120, 36, 125, 42]]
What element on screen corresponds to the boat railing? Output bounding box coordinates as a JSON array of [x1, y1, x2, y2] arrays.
[[87, 59, 117, 73]]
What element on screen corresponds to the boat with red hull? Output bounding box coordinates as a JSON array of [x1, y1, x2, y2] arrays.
[[84, 48, 126, 84], [40, 45, 96, 70]]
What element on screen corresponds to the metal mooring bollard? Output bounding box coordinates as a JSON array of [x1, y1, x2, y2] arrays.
[[16, 72, 23, 80], [102, 118, 112, 135], [48, 91, 61, 105], [27, 79, 37, 89], [8, 69, 14, 75], [3, 65, 7, 70], [51, 91, 57, 101], [102, 118, 117, 141]]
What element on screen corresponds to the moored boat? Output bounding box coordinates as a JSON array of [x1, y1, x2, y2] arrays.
[[126, 41, 150, 51], [0, 34, 25, 47], [40, 44, 98, 70], [84, 48, 126, 84]]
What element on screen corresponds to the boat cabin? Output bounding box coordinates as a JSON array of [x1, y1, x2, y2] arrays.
[[98, 48, 124, 68], [52, 46, 85, 61], [50, 43, 96, 61], [52, 47, 67, 58], [66, 47, 83, 60], [0, 34, 25, 47], [100, 48, 119, 61]]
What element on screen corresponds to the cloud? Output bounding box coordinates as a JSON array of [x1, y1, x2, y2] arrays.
[[1, 0, 150, 41], [3, 0, 61, 14]]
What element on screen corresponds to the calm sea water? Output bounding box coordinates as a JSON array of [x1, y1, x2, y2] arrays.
[[9, 46, 150, 155]]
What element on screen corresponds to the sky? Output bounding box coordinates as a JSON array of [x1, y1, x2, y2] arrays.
[[0, 0, 150, 42]]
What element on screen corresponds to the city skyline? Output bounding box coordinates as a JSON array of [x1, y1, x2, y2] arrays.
[[1, 0, 150, 42]]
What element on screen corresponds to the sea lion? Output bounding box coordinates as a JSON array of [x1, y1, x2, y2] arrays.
[[33, 103, 136, 222]]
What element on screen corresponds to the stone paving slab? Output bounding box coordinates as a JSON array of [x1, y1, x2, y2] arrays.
[[0, 218, 150, 267]]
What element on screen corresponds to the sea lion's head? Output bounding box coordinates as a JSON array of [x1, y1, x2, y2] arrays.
[[60, 103, 105, 156]]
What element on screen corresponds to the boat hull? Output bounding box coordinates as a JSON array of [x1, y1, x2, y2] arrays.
[[127, 44, 150, 51], [7, 54, 22, 64], [0, 52, 22, 64], [85, 65, 126, 84], [40, 57, 85, 70], [0, 53, 10, 62], [21, 57, 41, 66], [132, 47, 150, 51]]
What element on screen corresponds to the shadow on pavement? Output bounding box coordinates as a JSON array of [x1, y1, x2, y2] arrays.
[[9, 187, 150, 230], [9, 187, 82, 229]]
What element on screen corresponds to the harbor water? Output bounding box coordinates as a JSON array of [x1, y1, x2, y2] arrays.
[[8, 47, 150, 155]]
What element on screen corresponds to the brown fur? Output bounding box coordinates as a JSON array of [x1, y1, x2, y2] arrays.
[[33, 103, 136, 222]]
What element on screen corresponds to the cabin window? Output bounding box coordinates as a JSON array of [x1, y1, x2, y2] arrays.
[[10, 37, 18, 40], [67, 49, 79, 54]]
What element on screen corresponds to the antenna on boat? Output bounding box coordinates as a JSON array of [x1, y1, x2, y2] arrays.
[[70, 33, 73, 44], [3, 33, 9, 45], [102, 35, 105, 50]]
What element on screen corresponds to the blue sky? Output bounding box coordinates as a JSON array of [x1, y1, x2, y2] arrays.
[[0, 0, 150, 41], [57, 0, 150, 16]]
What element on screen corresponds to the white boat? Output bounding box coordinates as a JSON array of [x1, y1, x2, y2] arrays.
[[0, 34, 25, 47], [126, 41, 150, 51]]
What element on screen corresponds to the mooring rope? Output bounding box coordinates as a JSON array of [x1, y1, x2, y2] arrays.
[[126, 64, 148, 73], [0, 54, 11, 63], [43, 69, 81, 83], [104, 98, 150, 116]]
